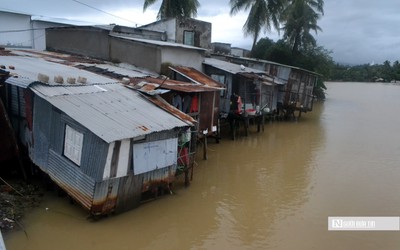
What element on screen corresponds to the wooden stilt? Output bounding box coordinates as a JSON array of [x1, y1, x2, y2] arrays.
[[244, 117, 249, 136], [184, 169, 190, 187], [190, 162, 194, 181], [203, 136, 208, 160]]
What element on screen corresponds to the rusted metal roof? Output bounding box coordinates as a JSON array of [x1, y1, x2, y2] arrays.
[[169, 66, 225, 88], [139, 93, 196, 125], [130, 77, 221, 93], [2, 50, 194, 142], [0, 50, 158, 80], [238, 72, 277, 85]]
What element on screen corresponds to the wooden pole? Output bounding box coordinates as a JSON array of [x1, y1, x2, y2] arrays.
[[203, 135, 208, 160]]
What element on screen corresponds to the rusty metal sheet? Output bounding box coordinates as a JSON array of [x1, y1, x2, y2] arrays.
[[140, 93, 196, 125], [170, 66, 225, 88], [130, 77, 219, 93]]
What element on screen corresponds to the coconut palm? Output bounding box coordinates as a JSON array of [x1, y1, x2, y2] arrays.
[[143, 0, 200, 20], [281, 0, 324, 54], [230, 0, 286, 52]]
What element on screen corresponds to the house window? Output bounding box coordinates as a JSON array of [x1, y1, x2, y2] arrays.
[[64, 125, 83, 166], [183, 31, 195, 46]]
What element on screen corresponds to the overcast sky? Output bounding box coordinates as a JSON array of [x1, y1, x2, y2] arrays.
[[1, 0, 400, 65]]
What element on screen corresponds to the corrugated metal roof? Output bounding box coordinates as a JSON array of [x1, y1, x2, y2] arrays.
[[0, 56, 118, 85], [169, 66, 225, 89], [31, 83, 191, 143], [130, 77, 220, 93], [30, 83, 109, 97], [238, 72, 277, 85], [203, 58, 266, 75], [2, 50, 155, 80], [110, 34, 206, 51], [219, 54, 322, 76], [5, 76, 33, 88], [76, 63, 156, 78]]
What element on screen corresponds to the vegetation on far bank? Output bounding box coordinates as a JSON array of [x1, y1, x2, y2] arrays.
[[330, 61, 400, 83]]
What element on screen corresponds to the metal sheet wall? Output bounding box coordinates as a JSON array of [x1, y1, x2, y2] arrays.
[[32, 95, 52, 170], [92, 178, 121, 214], [48, 150, 95, 210], [9, 85, 26, 118], [115, 174, 143, 213], [45, 107, 109, 181]]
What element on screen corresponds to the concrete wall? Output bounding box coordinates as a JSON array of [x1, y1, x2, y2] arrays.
[[161, 47, 204, 71], [0, 11, 32, 48], [46, 27, 110, 60], [141, 19, 177, 42], [141, 18, 211, 49], [175, 18, 212, 49], [32, 21, 70, 51], [110, 37, 204, 73], [110, 37, 161, 73]]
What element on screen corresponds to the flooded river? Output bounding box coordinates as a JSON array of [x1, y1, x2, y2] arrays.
[[4, 82, 400, 249]]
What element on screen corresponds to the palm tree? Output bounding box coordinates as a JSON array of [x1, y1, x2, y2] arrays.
[[143, 0, 200, 20], [281, 0, 324, 54], [230, 0, 286, 52]]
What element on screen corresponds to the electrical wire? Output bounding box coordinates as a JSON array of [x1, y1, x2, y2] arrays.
[[70, 0, 139, 26]]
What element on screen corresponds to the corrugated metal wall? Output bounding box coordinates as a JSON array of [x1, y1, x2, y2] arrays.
[[48, 150, 95, 210], [92, 178, 121, 214], [37, 103, 109, 181], [32, 96, 52, 170], [32, 94, 109, 210], [32, 94, 181, 214], [9, 85, 26, 118], [6, 85, 30, 148]]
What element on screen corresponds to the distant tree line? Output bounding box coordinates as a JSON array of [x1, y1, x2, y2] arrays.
[[330, 61, 400, 82]]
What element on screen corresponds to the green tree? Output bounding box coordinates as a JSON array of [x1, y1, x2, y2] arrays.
[[281, 0, 324, 54], [229, 0, 285, 53], [253, 37, 333, 99], [252, 37, 274, 59], [143, 0, 200, 20]]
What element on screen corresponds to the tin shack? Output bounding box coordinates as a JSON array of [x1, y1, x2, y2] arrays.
[[203, 58, 273, 138], [1, 53, 194, 215], [129, 69, 223, 160], [210, 55, 319, 119]]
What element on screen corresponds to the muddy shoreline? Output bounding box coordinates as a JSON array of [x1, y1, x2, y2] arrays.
[[0, 177, 43, 234]]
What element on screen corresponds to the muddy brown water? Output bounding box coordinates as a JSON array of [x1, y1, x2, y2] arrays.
[[4, 82, 400, 249]]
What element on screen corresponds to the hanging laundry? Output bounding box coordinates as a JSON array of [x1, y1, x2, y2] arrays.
[[172, 94, 182, 111], [190, 94, 199, 113]]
